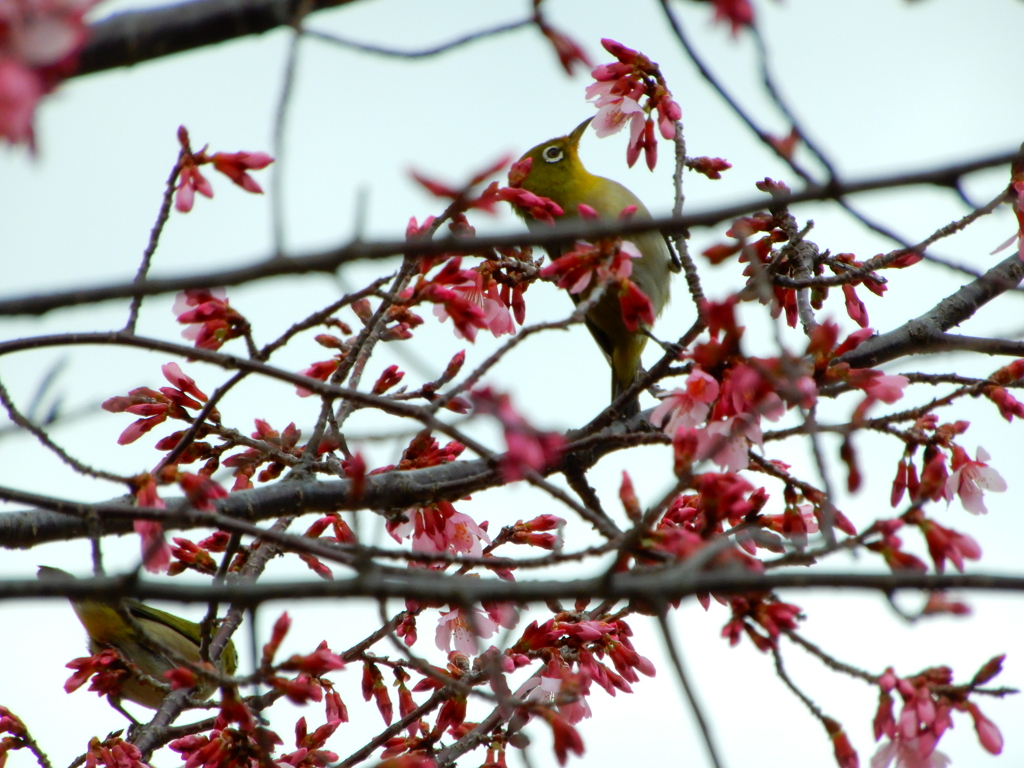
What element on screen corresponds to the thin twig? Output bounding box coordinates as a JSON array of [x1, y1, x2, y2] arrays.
[[304, 17, 531, 58], [125, 148, 185, 332], [270, 6, 309, 257], [0, 375, 132, 485], [656, 610, 725, 768]]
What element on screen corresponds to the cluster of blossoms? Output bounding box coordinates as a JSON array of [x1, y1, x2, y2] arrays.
[[83, 736, 149, 768], [510, 616, 655, 733], [407, 157, 547, 342], [632, 470, 820, 651], [295, 297, 425, 394], [978, 358, 1024, 422], [131, 468, 228, 572], [871, 660, 1004, 768], [652, 298, 818, 474], [387, 500, 490, 559], [585, 38, 683, 170], [174, 287, 249, 351], [101, 360, 238, 570], [702, 198, 898, 330], [405, 256, 523, 343], [649, 298, 1010, 584], [350, 612, 650, 767], [102, 361, 216, 446], [169, 686, 346, 768], [0, 0, 98, 147], [222, 418, 305, 490], [471, 386, 565, 482], [887, 417, 1006, 517], [63, 648, 133, 702], [172, 125, 273, 212], [538, 201, 655, 332], [163, 615, 347, 768]]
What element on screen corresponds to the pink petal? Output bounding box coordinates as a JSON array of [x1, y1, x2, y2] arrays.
[[973, 465, 1006, 492]]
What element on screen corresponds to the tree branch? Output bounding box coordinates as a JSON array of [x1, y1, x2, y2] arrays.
[[6, 568, 1024, 606], [838, 250, 1024, 368], [76, 0, 357, 77]]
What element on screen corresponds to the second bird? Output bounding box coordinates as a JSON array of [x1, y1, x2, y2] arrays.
[[514, 119, 673, 415]]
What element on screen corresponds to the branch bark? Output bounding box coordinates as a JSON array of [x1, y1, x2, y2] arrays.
[[838, 250, 1024, 368], [7, 567, 1024, 606], [77, 0, 358, 77]]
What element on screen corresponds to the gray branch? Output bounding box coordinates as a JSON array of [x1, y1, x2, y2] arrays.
[[77, 0, 356, 77], [839, 250, 1024, 368], [0, 455, 497, 548], [5, 567, 1024, 606]]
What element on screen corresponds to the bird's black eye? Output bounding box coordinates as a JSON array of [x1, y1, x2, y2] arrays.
[[543, 146, 564, 163]]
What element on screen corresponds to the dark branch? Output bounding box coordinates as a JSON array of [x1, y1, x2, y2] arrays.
[[838, 251, 1024, 368], [304, 17, 531, 58], [7, 568, 1024, 606], [76, 0, 357, 77], [0, 455, 497, 548]]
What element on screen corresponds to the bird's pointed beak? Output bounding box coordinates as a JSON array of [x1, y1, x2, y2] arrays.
[[568, 117, 593, 148]]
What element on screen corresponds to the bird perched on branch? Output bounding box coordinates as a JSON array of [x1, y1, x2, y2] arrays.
[[38, 566, 237, 714], [512, 118, 674, 415]]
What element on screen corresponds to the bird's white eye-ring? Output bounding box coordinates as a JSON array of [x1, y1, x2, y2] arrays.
[[543, 146, 564, 163]]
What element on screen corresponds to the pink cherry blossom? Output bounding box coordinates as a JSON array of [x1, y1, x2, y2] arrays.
[[435, 606, 497, 655], [173, 127, 274, 213], [0, 59, 41, 145], [864, 374, 909, 404], [871, 736, 950, 768], [518, 659, 594, 725], [694, 414, 762, 472], [443, 510, 491, 557], [471, 387, 564, 482], [619, 279, 655, 331], [965, 702, 1003, 755], [587, 82, 645, 141], [536, 19, 591, 75], [432, 275, 515, 339], [656, 96, 682, 139], [0, 0, 99, 147], [160, 362, 208, 403], [650, 367, 720, 433], [134, 479, 169, 573], [714, 363, 785, 421], [174, 164, 213, 213], [211, 151, 273, 193], [388, 502, 491, 557], [496, 186, 563, 224], [484, 602, 519, 631], [842, 284, 869, 327], [710, 0, 755, 35], [944, 446, 1006, 514], [921, 519, 981, 572]]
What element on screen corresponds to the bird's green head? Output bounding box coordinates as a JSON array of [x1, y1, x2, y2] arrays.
[[516, 118, 595, 212]]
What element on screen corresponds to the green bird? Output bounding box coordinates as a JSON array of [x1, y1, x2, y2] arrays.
[[514, 118, 674, 415], [38, 566, 237, 711]]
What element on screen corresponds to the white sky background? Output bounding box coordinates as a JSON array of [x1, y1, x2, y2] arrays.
[[2, 0, 1024, 767]]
